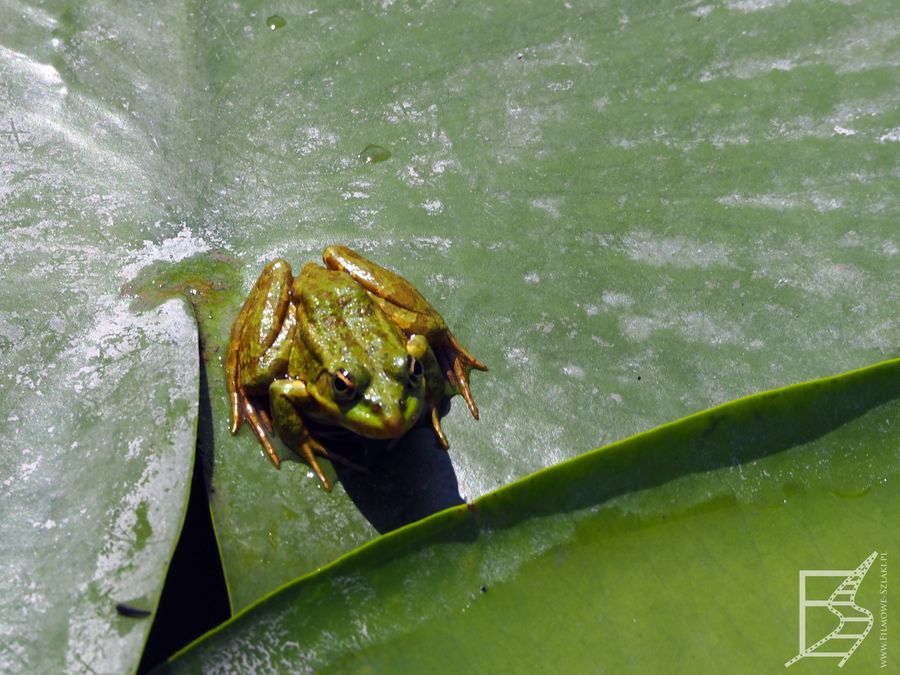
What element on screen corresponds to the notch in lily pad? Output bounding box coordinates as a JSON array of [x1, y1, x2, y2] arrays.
[[359, 144, 391, 164], [121, 251, 240, 315]]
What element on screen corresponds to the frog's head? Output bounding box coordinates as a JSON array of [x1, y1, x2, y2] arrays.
[[316, 335, 427, 438]]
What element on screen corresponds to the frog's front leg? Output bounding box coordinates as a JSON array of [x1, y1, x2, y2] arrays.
[[269, 379, 359, 492], [226, 259, 295, 468], [322, 245, 488, 418]]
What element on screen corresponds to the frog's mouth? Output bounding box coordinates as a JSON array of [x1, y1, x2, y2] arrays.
[[342, 396, 424, 440]]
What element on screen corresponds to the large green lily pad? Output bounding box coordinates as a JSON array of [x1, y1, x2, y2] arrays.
[[189, 0, 899, 611], [168, 359, 899, 673]]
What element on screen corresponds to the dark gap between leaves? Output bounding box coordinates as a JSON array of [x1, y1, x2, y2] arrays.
[[137, 347, 229, 673]]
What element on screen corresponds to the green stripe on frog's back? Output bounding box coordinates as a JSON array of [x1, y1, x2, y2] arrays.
[[292, 264, 408, 382]]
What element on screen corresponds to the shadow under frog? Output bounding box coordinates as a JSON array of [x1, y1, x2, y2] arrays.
[[309, 415, 465, 534]]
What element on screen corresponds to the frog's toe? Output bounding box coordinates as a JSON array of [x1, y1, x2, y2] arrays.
[[258, 406, 274, 434], [243, 397, 281, 469], [455, 360, 481, 420], [431, 407, 450, 449], [437, 332, 488, 420], [226, 357, 244, 434], [229, 398, 243, 434], [449, 333, 488, 373], [299, 440, 332, 492]]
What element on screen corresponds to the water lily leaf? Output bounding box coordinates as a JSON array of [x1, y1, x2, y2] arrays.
[[0, 299, 197, 674], [187, 0, 899, 611], [0, 3, 202, 672], [166, 359, 899, 673]]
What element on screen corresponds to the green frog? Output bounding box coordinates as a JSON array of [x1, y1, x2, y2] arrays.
[[226, 245, 487, 491]]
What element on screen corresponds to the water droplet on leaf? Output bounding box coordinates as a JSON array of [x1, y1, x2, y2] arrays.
[[359, 144, 391, 164], [266, 15, 286, 30]]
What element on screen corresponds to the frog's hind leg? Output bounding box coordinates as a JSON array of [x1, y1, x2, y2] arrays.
[[226, 259, 294, 468], [322, 245, 488, 417]]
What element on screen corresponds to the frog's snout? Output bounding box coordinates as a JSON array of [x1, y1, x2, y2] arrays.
[[358, 397, 419, 438], [377, 404, 408, 436]]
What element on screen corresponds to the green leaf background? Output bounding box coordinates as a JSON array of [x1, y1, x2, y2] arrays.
[[0, 0, 896, 672]]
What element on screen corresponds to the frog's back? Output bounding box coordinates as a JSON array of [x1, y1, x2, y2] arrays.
[[293, 263, 406, 367]]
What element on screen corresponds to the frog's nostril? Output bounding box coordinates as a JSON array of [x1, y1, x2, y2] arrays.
[[371, 402, 382, 414]]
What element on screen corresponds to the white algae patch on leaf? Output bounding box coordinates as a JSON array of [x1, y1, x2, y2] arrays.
[[622, 231, 730, 269]]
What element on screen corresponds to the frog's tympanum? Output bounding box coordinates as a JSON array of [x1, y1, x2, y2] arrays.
[[226, 245, 487, 491]]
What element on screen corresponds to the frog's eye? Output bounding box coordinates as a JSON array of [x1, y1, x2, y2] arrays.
[[332, 368, 356, 401], [406, 355, 424, 386]]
